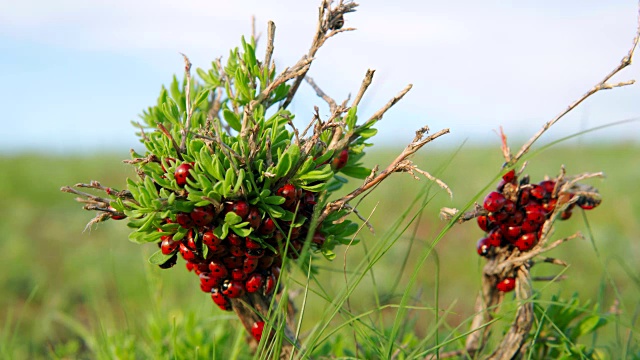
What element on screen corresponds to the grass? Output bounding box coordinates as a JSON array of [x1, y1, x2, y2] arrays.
[[0, 142, 639, 359]]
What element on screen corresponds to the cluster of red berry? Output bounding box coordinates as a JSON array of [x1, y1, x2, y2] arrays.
[[475, 170, 600, 293]]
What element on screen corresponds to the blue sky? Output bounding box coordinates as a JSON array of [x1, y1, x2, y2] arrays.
[[1, 0, 639, 154]]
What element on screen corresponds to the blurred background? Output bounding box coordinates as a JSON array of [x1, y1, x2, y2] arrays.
[[1, 0, 639, 358]]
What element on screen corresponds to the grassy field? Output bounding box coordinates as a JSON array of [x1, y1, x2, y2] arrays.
[[1, 142, 639, 359]]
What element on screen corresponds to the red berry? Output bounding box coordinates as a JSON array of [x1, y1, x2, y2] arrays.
[[542, 198, 557, 213], [488, 210, 509, 224], [186, 229, 197, 250], [476, 238, 492, 257], [208, 260, 228, 278], [260, 218, 276, 235], [560, 208, 573, 220], [483, 192, 506, 213], [518, 188, 531, 205], [193, 262, 209, 275], [245, 273, 264, 293], [202, 231, 221, 247], [221, 280, 245, 298], [514, 232, 538, 252], [497, 277, 516, 292], [577, 197, 600, 210], [331, 149, 349, 170], [251, 321, 265, 342], [505, 210, 525, 226], [211, 288, 232, 311], [191, 206, 215, 227], [174, 163, 194, 187], [502, 200, 516, 214]]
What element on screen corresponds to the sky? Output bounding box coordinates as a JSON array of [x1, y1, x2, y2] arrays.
[[1, 0, 639, 154]]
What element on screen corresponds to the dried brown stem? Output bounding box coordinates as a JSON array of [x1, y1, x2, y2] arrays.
[[264, 21, 276, 82], [319, 127, 450, 223], [352, 69, 375, 108], [282, 0, 358, 108], [305, 76, 337, 111], [350, 84, 412, 143]]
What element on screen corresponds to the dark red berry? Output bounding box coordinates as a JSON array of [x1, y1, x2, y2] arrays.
[[176, 212, 194, 229], [186, 262, 195, 272], [560, 209, 573, 220], [505, 210, 525, 226], [483, 191, 506, 213], [488, 210, 509, 224], [503, 225, 522, 241], [193, 262, 209, 275], [186, 229, 197, 250], [174, 163, 194, 187], [577, 197, 600, 210], [502, 200, 516, 214], [476, 238, 491, 257], [251, 321, 265, 342], [542, 198, 557, 213], [246, 273, 264, 293], [260, 218, 276, 235], [208, 260, 228, 278], [331, 149, 349, 170], [191, 206, 215, 227], [518, 188, 531, 205], [497, 277, 516, 292]]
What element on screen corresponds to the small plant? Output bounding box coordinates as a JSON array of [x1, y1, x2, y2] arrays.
[[61, 0, 450, 355]]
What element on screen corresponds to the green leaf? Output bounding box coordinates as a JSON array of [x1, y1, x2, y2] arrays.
[[358, 128, 377, 139], [275, 153, 291, 179], [572, 315, 606, 339], [223, 108, 241, 132], [224, 212, 243, 225], [194, 88, 210, 109], [233, 169, 245, 193], [230, 225, 252, 237], [344, 106, 358, 130], [263, 196, 285, 205], [148, 250, 175, 265], [321, 247, 336, 261], [340, 165, 371, 179]]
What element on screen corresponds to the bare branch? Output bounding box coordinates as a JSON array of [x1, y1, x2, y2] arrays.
[[305, 76, 338, 111], [352, 69, 375, 108], [511, 9, 640, 164], [179, 53, 193, 153]]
